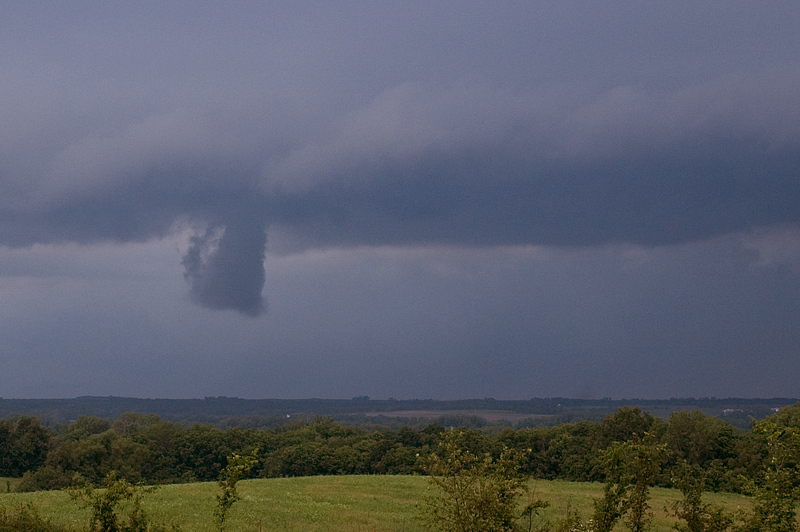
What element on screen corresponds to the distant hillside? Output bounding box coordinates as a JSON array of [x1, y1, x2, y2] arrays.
[[0, 396, 795, 429]]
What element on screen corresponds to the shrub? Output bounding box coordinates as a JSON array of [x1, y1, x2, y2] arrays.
[[66, 471, 172, 532], [424, 429, 533, 532], [0, 503, 76, 532], [16, 464, 75, 492]]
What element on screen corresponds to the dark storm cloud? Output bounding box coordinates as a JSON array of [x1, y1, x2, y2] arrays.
[[2, 2, 800, 315], [1, 69, 800, 314], [265, 72, 800, 250]]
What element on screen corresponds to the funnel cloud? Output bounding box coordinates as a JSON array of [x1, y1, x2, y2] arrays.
[[182, 220, 267, 316]]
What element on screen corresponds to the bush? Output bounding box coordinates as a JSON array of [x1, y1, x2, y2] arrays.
[[424, 429, 533, 532], [16, 464, 75, 492], [0, 503, 76, 532], [66, 471, 173, 532]]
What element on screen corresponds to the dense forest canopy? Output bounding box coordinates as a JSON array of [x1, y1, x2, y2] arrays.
[[3, 403, 800, 494]]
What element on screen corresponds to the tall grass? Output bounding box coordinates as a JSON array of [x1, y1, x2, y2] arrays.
[[0, 476, 752, 532]]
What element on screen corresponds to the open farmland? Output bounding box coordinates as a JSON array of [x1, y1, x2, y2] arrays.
[[361, 409, 550, 423]]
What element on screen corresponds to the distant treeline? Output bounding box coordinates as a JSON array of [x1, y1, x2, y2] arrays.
[[0, 396, 794, 429], [3, 404, 800, 493]]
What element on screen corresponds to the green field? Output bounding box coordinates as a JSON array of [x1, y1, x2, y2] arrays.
[[0, 476, 752, 532]]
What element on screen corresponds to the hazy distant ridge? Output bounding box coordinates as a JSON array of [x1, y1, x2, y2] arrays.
[[0, 396, 795, 427]]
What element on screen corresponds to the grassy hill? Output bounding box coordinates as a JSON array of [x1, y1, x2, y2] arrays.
[[0, 476, 751, 532]]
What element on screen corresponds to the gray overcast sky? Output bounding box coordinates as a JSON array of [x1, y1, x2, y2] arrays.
[[1, 1, 799, 399]]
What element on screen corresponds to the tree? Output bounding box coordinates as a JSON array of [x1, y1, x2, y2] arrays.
[[593, 477, 628, 532], [111, 413, 162, 437], [599, 407, 658, 446], [625, 439, 669, 532], [670, 462, 732, 532], [132, 420, 184, 484], [739, 420, 800, 532], [593, 436, 668, 532], [0, 416, 52, 477], [424, 429, 533, 532], [663, 411, 736, 490], [593, 441, 631, 532], [214, 451, 258, 532], [761, 403, 800, 430], [59, 416, 111, 441], [173, 424, 230, 482], [44, 429, 150, 486], [664, 411, 735, 467]]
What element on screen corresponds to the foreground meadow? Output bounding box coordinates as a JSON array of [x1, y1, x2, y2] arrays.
[[0, 475, 751, 532]]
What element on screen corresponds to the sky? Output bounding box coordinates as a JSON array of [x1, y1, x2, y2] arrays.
[[1, 1, 800, 400]]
